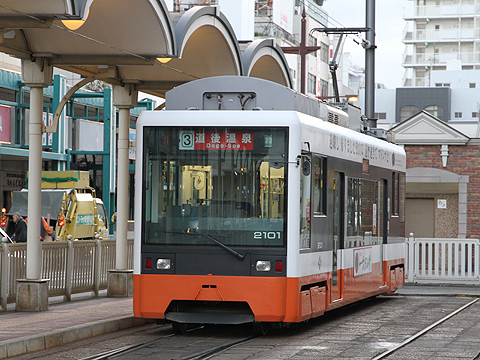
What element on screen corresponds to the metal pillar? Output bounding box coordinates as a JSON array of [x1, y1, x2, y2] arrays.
[[116, 106, 130, 270], [365, 0, 376, 128], [26, 86, 42, 279], [18, 58, 53, 311], [102, 88, 114, 232], [108, 84, 137, 297]]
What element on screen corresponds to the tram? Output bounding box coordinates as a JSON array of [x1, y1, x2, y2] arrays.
[[133, 76, 406, 334]]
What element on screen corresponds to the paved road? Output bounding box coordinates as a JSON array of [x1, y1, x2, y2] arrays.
[[7, 284, 480, 359]]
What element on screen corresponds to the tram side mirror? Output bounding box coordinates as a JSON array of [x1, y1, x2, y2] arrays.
[[302, 160, 311, 176]]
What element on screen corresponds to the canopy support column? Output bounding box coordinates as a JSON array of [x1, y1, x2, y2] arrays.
[[16, 58, 53, 311], [108, 84, 137, 297]]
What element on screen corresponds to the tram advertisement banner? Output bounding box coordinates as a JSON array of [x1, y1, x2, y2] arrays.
[[354, 247, 373, 277], [179, 130, 253, 150], [0, 105, 11, 143]]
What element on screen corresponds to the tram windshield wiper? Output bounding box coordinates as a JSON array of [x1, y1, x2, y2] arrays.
[[162, 230, 246, 261]]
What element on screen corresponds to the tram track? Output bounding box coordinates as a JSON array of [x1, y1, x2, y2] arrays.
[[371, 297, 480, 360], [78, 324, 257, 360]]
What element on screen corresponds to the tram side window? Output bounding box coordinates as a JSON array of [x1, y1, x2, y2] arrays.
[[399, 172, 406, 222], [313, 156, 326, 215], [392, 172, 400, 216], [346, 178, 379, 248], [300, 155, 312, 249]]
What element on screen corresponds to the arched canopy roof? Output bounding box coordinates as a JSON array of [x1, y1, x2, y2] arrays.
[[241, 39, 292, 89], [0, 0, 175, 62], [0, 3, 292, 97], [114, 6, 243, 97], [0, 0, 86, 20]]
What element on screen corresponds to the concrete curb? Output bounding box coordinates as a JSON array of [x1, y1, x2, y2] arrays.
[[0, 315, 149, 359]]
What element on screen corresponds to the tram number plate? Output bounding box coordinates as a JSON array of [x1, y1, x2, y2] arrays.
[[253, 231, 281, 240]]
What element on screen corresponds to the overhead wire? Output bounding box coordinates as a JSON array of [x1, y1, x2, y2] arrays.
[[298, 0, 366, 45]]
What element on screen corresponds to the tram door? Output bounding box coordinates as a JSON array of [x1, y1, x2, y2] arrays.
[[332, 172, 344, 301], [380, 179, 388, 284]]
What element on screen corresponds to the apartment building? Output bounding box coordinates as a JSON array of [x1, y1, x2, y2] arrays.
[[403, 0, 480, 87]]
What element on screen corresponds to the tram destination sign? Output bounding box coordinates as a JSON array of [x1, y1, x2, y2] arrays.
[[179, 130, 253, 150]]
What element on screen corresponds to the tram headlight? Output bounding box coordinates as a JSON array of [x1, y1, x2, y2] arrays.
[[255, 260, 271, 272], [156, 258, 171, 270]]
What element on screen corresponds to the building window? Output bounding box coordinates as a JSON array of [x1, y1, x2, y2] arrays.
[[455, 112, 462, 118], [308, 34, 317, 57], [470, 83, 476, 88], [424, 105, 444, 120], [435, 83, 442, 87], [400, 105, 420, 122], [320, 79, 328, 97], [320, 42, 329, 63], [435, 25, 440, 30], [307, 73, 316, 95], [375, 112, 387, 120], [472, 112, 479, 118]]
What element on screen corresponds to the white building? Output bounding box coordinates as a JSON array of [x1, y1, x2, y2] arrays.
[[402, 0, 480, 87], [359, 68, 480, 137]]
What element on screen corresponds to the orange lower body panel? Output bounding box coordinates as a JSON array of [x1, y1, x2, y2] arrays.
[[134, 274, 301, 322], [134, 259, 404, 324]]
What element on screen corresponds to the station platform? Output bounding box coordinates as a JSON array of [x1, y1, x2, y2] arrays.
[[1, 284, 480, 359], [0, 293, 146, 359]]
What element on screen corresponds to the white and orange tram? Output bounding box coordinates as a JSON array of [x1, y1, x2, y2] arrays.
[[133, 77, 406, 333]]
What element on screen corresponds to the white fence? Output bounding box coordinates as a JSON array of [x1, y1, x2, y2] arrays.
[[0, 239, 134, 311], [405, 235, 480, 283]]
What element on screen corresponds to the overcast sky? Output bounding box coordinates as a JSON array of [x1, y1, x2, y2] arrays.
[[322, 0, 410, 89]]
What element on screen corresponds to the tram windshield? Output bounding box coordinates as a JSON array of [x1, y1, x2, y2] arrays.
[[142, 126, 287, 247]]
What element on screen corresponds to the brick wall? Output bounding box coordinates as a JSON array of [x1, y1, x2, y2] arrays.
[[405, 144, 479, 238]]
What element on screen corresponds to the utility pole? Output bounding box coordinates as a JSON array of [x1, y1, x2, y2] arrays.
[[364, 0, 376, 129], [281, 6, 321, 94]]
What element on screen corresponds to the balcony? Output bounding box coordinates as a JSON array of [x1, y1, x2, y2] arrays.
[[403, 28, 475, 43], [403, 4, 476, 19], [403, 52, 480, 67], [402, 76, 413, 87], [414, 77, 429, 87]]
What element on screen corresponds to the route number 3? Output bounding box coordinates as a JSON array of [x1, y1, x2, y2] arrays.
[[179, 131, 194, 150]]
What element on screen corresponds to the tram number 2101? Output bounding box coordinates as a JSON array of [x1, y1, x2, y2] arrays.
[[253, 231, 281, 240]]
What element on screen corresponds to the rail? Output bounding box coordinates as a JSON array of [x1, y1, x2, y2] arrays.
[[0, 239, 133, 311], [405, 234, 480, 283]]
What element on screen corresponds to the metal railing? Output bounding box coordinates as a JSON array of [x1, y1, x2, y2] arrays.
[[405, 234, 480, 283], [0, 239, 133, 310]]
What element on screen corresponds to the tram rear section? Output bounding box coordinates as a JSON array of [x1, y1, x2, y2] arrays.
[[133, 76, 406, 331]]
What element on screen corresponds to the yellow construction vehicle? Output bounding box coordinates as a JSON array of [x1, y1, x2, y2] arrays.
[[3, 171, 108, 241]]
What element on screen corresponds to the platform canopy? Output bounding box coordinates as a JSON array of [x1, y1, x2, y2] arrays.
[[0, 0, 175, 63], [0, 1, 293, 97], [241, 39, 293, 89]]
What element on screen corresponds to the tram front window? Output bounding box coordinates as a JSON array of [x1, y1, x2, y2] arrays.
[[143, 127, 287, 247]]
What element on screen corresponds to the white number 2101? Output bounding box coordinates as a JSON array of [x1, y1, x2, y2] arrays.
[[253, 232, 281, 240]]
